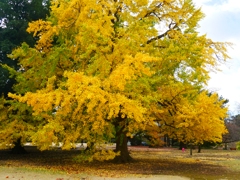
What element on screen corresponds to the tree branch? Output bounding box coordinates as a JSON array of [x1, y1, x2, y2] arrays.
[[147, 22, 178, 44], [147, 30, 169, 44]]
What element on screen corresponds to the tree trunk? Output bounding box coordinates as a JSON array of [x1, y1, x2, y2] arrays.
[[224, 143, 228, 150], [190, 144, 193, 156], [11, 138, 27, 154], [179, 142, 186, 150], [84, 141, 94, 152], [198, 144, 202, 153], [113, 118, 132, 163]]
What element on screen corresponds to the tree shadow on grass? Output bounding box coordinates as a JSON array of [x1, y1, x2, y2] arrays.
[[0, 147, 239, 179]]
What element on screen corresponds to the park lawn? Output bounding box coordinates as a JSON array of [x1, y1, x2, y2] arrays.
[[0, 146, 240, 179]]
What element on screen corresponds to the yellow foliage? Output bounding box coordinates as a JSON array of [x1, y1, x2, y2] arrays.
[[92, 150, 120, 162], [27, 20, 58, 52], [156, 89, 228, 145], [0, 97, 36, 149]]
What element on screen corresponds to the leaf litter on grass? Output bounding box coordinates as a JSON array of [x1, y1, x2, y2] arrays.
[[0, 147, 240, 179]]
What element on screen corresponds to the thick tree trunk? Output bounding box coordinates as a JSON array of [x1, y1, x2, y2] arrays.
[[11, 138, 27, 154], [114, 129, 132, 163], [113, 118, 132, 163]]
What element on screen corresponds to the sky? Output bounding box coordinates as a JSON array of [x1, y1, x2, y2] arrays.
[[192, 0, 240, 115]]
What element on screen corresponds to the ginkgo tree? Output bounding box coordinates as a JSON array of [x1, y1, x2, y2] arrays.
[[153, 88, 228, 150], [4, 0, 230, 162]]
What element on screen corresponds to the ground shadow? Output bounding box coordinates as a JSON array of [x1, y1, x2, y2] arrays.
[[0, 147, 239, 179]]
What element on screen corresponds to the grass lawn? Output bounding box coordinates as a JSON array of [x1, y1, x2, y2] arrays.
[[1, 146, 240, 179]]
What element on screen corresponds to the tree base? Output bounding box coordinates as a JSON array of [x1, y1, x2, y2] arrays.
[[10, 139, 27, 154], [11, 146, 27, 154], [113, 155, 134, 164]]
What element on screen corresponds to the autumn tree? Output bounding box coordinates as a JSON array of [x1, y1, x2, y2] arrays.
[[6, 0, 230, 162], [154, 90, 228, 154]]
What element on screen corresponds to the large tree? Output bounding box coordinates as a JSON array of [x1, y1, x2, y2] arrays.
[[6, 0, 230, 162]]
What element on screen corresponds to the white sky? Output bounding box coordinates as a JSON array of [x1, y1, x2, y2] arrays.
[[192, 0, 240, 115]]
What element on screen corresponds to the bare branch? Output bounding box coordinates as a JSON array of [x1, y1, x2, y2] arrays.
[[147, 30, 169, 44]]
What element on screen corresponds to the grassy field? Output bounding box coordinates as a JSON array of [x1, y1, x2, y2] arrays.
[[1, 146, 240, 179]]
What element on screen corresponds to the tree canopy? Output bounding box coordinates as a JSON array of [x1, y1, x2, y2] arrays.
[[2, 0, 230, 162], [155, 90, 228, 145]]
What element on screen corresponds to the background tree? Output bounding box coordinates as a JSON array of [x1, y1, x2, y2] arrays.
[[0, 0, 50, 96], [223, 114, 240, 149], [0, 0, 50, 153], [153, 89, 228, 154], [7, 0, 230, 162]]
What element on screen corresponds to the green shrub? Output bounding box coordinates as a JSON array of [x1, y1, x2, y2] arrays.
[[236, 142, 240, 150]]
